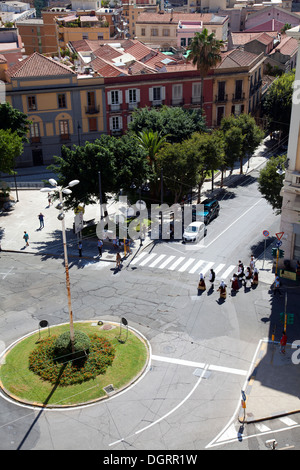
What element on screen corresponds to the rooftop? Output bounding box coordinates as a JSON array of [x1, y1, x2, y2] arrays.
[[6, 52, 76, 78]]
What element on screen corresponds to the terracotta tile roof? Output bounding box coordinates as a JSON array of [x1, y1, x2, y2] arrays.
[[124, 42, 154, 61], [269, 36, 298, 56], [92, 44, 121, 61], [217, 49, 261, 68], [90, 56, 123, 77], [245, 19, 285, 33], [0, 54, 7, 64], [69, 39, 106, 52], [230, 31, 277, 46], [136, 12, 227, 24], [6, 52, 75, 78]]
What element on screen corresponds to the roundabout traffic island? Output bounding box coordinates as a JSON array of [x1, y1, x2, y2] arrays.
[[0, 321, 150, 408]]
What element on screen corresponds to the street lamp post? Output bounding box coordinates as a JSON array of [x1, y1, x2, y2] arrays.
[[40, 178, 79, 354]]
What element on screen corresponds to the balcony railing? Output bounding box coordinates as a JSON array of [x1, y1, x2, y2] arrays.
[[215, 94, 228, 103], [172, 98, 184, 106], [60, 133, 70, 141], [232, 92, 245, 102], [85, 105, 100, 114], [110, 104, 121, 112]]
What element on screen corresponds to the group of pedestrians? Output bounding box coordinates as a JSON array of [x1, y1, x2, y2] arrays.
[[197, 255, 259, 301]]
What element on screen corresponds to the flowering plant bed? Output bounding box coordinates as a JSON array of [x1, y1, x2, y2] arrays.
[[0, 322, 149, 407]]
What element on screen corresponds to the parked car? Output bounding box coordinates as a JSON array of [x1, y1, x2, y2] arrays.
[[183, 221, 207, 243], [192, 199, 220, 225]]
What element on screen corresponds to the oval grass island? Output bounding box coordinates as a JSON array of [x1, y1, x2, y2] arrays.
[[0, 321, 150, 408]]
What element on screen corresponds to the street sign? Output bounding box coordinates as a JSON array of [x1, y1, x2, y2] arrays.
[[241, 390, 246, 401], [276, 241, 283, 248], [263, 230, 270, 237], [276, 232, 284, 240]]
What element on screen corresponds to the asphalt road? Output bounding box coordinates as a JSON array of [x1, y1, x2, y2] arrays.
[[1, 171, 300, 453]]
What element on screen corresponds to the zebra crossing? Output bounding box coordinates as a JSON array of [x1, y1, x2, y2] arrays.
[[130, 251, 236, 280]]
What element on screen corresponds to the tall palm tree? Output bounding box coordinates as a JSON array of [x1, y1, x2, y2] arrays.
[[137, 130, 168, 173], [187, 28, 224, 108]]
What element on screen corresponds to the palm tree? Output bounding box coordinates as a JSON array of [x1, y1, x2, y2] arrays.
[[137, 130, 168, 173], [187, 28, 224, 108]]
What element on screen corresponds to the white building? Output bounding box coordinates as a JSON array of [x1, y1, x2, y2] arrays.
[[279, 26, 300, 266]]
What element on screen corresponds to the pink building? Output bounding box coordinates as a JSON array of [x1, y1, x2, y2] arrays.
[[176, 20, 203, 48]]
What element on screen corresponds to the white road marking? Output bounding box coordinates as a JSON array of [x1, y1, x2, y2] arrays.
[[178, 258, 195, 272], [149, 254, 166, 268], [158, 255, 176, 269], [139, 253, 156, 266], [189, 259, 205, 274], [168, 256, 185, 271]]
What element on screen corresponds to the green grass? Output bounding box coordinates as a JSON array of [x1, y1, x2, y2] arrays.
[[0, 322, 149, 407]]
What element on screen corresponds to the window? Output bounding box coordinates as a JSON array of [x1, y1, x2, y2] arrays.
[[58, 94, 66, 108], [192, 82, 201, 103], [151, 28, 158, 36], [88, 117, 97, 132], [181, 38, 186, 47], [172, 84, 182, 104], [153, 87, 161, 101], [163, 29, 170, 36], [59, 120, 69, 140], [217, 81, 226, 101], [111, 90, 120, 104], [82, 33, 88, 39], [141, 28, 145, 36], [149, 86, 165, 103], [27, 96, 36, 111], [110, 116, 122, 131], [30, 122, 40, 142], [235, 80, 243, 100]]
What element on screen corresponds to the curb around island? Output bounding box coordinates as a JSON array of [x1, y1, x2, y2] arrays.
[[0, 320, 152, 411]]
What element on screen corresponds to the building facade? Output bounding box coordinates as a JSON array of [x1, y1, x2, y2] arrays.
[[279, 26, 300, 266]]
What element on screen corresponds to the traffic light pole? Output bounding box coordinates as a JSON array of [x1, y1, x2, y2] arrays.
[[275, 248, 279, 276]]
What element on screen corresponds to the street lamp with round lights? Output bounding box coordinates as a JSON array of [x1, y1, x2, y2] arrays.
[[40, 179, 79, 354]]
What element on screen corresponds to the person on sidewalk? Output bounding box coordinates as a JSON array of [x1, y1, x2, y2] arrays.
[[48, 193, 52, 207], [97, 239, 103, 257], [251, 268, 259, 287], [218, 281, 227, 300], [273, 276, 282, 297], [249, 255, 255, 275], [78, 241, 82, 258], [198, 273, 206, 292], [38, 212, 45, 229], [116, 252, 121, 269], [231, 274, 239, 294], [208, 269, 215, 291], [280, 331, 287, 354], [23, 231, 29, 246]]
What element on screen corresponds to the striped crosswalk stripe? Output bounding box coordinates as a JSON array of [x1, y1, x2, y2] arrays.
[[132, 252, 237, 280]]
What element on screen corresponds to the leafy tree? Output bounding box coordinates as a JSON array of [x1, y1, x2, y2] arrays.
[[0, 129, 23, 174], [156, 140, 199, 203], [220, 113, 264, 173], [128, 105, 206, 144], [48, 134, 150, 210], [221, 126, 244, 185], [263, 70, 294, 137], [258, 154, 286, 213], [0, 102, 30, 143], [187, 131, 225, 202], [187, 28, 223, 107]]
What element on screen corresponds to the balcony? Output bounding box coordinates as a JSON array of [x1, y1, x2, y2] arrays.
[[30, 136, 41, 144], [172, 98, 184, 106], [60, 133, 70, 142], [232, 92, 245, 102], [191, 96, 201, 105], [85, 105, 100, 114], [110, 103, 121, 112], [128, 102, 138, 110], [215, 94, 228, 103]]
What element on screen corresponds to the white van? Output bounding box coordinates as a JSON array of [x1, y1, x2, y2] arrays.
[[183, 221, 207, 243]]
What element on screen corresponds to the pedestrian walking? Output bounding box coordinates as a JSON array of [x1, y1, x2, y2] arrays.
[[231, 274, 239, 293], [218, 281, 227, 300], [237, 261, 244, 280], [97, 239, 103, 257], [78, 241, 82, 257], [48, 193, 52, 207], [251, 268, 259, 287], [23, 231, 29, 246], [125, 238, 132, 254], [243, 267, 252, 288], [142, 223, 147, 239], [280, 331, 287, 354], [208, 269, 215, 290], [273, 275, 282, 297], [116, 252, 121, 269], [250, 255, 255, 275], [38, 212, 45, 229], [113, 238, 118, 250], [198, 273, 206, 291]]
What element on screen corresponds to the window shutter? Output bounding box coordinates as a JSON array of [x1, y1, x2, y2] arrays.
[[107, 91, 112, 105], [125, 90, 129, 103], [161, 86, 165, 100], [136, 89, 140, 102], [149, 87, 153, 101], [109, 117, 113, 130], [118, 90, 123, 104]]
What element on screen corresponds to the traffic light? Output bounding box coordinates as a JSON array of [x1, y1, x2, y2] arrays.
[[279, 249, 284, 258], [272, 248, 277, 257]]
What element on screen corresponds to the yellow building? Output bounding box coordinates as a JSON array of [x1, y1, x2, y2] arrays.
[[212, 49, 265, 126], [135, 11, 229, 48], [4, 52, 105, 166]]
